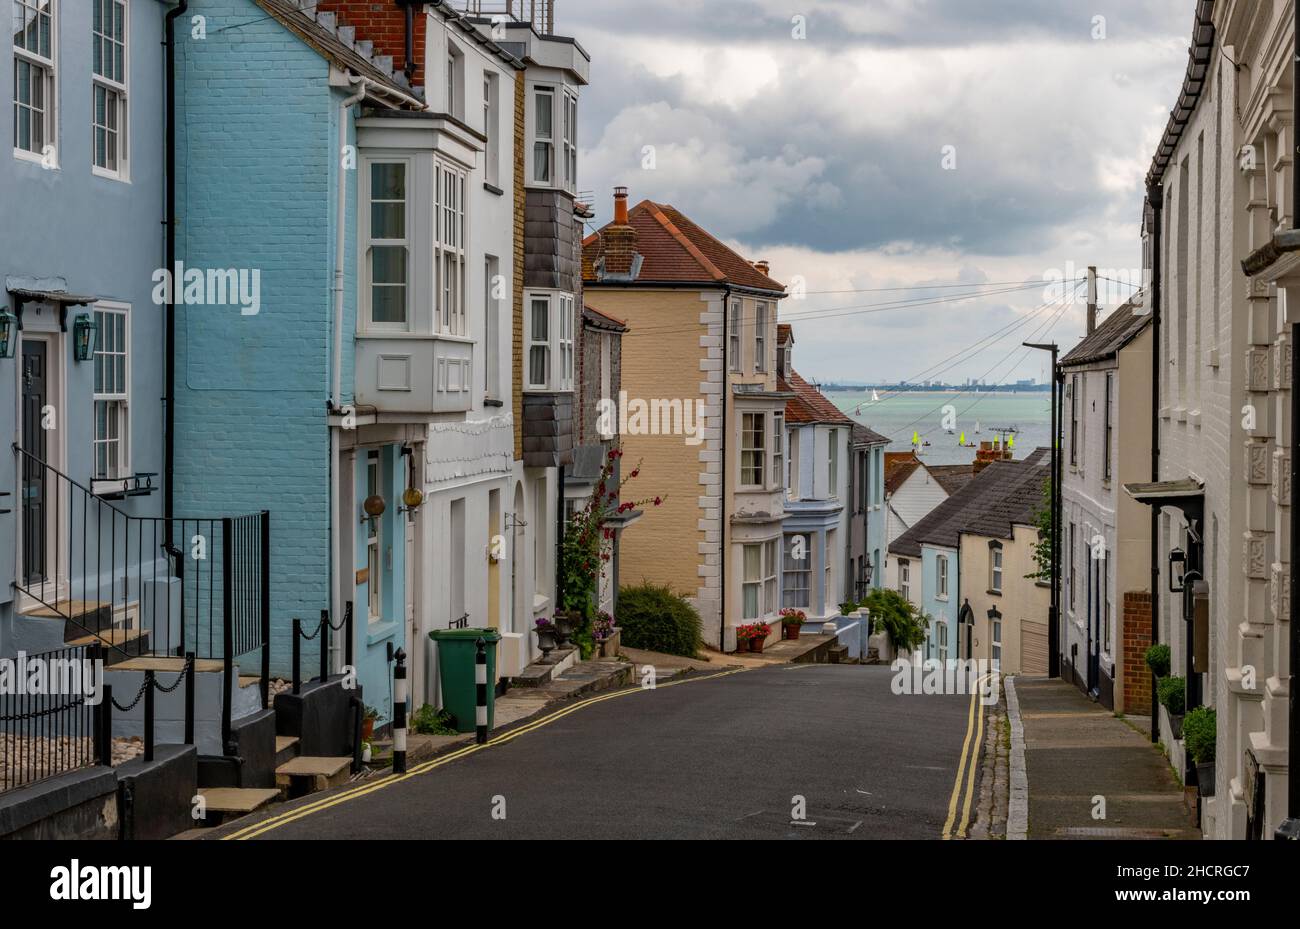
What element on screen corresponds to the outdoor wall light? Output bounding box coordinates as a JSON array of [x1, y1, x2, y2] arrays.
[[1168, 547, 1187, 594], [0, 310, 16, 359], [400, 486, 424, 514], [360, 494, 386, 526], [72, 314, 98, 362]]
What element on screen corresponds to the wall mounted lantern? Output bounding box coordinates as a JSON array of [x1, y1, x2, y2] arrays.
[[400, 486, 424, 515], [360, 494, 386, 527], [72, 313, 98, 362], [0, 310, 16, 359], [1168, 547, 1187, 593]]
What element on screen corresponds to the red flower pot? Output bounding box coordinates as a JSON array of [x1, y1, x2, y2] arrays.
[[750, 636, 765, 653], [784, 624, 801, 641]]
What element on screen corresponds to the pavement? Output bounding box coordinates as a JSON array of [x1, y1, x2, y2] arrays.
[[210, 663, 981, 840], [1009, 678, 1199, 839]]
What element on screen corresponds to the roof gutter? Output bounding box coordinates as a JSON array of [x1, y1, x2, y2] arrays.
[[1145, 1, 1215, 189], [720, 286, 732, 651]]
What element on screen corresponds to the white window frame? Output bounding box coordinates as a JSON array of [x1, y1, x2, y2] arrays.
[[936, 553, 949, 600], [13, 0, 57, 165], [91, 0, 128, 180], [531, 86, 554, 186], [740, 412, 766, 488], [728, 299, 742, 372], [523, 290, 574, 391], [92, 302, 130, 481], [436, 158, 467, 336], [990, 542, 1003, 593], [991, 616, 1002, 664], [900, 559, 911, 603], [782, 533, 810, 610], [484, 254, 500, 399], [785, 429, 798, 499], [754, 300, 767, 372], [936, 621, 949, 663], [562, 88, 577, 193], [362, 157, 411, 330], [483, 71, 499, 187], [772, 412, 784, 489], [742, 540, 778, 620], [828, 428, 839, 496]]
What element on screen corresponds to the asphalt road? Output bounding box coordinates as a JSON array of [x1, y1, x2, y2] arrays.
[[230, 663, 980, 840]]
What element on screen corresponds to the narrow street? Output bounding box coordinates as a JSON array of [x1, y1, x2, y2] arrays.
[[220, 665, 983, 841]]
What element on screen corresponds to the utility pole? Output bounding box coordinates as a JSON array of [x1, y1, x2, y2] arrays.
[[1024, 340, 1061, 678]]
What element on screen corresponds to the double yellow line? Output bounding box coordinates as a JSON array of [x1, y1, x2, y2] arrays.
[[941, 672, 996, 840], [223, 666, 749, 840]]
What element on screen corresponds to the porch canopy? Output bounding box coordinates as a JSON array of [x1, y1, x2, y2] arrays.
[[7, 286, 100, 331]]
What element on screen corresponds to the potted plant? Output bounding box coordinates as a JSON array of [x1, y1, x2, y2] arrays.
[[1183, 706, 1216, 797], [534, 617, 558, 660], [749, 621, 772, 653], [361, 704, 379, 742], [735, 624, 754, 652], [780, 608, 807, 640], [594, 611, 619, 657], [553, 610, 581, 646], [1145, 642, 1171, 679], [1158, 674, 1187, 740]]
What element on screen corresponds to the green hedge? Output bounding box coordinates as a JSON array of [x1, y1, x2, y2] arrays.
[[616, 583, 703, 657]]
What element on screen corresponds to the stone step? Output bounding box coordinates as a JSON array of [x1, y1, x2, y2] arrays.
[[66, 627, 151, 664], [199, 787, 281, 815], [112, 655, 226, 674], [276, 756, 352, 797], [274, 735, 301, 768]]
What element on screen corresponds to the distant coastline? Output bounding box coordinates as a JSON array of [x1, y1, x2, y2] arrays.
[[819, 383, 1052, 394]]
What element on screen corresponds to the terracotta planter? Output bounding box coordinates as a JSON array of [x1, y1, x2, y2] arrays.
[[750, 636, 765, 653], [784, 624, 802, 641], [361, 717, 375, 742]]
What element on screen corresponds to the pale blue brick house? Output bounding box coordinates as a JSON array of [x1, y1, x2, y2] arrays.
[[172, 0, 426, 723]]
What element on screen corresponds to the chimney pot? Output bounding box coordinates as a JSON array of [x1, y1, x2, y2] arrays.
[[613, 186, 629, 225], [754, 259, 770, 276]]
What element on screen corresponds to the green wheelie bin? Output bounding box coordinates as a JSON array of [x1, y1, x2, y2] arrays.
[[428, 628, 500, 732]]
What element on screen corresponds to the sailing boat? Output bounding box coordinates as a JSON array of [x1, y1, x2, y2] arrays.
[[870, 389, 880, 403], [974, 421, 982, 434]]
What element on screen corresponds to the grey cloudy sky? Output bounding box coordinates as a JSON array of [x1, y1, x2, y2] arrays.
[[562, 0, 1194, 384]]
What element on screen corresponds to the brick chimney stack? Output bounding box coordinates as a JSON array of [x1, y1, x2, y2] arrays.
[[315, 1, 426, 88], [599, 186, 638, 277], [754, 260, 770, 277]]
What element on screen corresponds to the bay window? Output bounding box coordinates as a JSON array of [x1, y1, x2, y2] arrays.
[[562, 89, 577, 191], [772, 413, 784, 488], [728, 299, 742, 372], [524, 291, 574, 391], [755, 300, 767, 372], [436, 160, 466, 335], [365, 160, 409, 328], [93, 303, 129, 480], [92, 0, 127, 177], [742, 540, 778, 620], [782, 534, 810, 609], [532, 86, 554, 184], [14, 0, 56, 161], [741, 412, 765, 487]]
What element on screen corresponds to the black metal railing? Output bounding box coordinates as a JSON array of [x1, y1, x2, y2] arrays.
[[14, 446, 271, 750], [291, 605, 354, 696], [462, 0, 554, 32], [0, 644, 101, 795]]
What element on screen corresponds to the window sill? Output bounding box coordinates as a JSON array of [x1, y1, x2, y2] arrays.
[[14, 148, 56, 170], [483, 182, 504, 196], [366, 620, 400, 647], [92, 166, 130, 184], [986, 589, 1002, 597]]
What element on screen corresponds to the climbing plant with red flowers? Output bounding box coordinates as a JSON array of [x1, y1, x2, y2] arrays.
[[559, 446, 664, 641]]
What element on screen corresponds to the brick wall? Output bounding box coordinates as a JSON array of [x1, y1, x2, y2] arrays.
[[174, 0, 339, 675], [1122, 590, 1153, 715], [315, 1, 426, 86]]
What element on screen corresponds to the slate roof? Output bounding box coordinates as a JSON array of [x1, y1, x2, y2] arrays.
[[781, 368, 855, 426], [927, 464, 976, 496], [583, 304, 628, 332], [582, 200, 785, 292], [852, 423, 890, 447], [1060, 295, 1151, 367], [890, 458, 1048, 559]]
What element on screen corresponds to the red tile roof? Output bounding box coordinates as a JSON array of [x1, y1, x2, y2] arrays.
[[884, 452, 923, 495], [583, 199, 786, 292], [781, 368, 855, 426]]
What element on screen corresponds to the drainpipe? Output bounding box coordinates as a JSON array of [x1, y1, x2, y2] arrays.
[[1280, 0, 1300, 840], [164, 0, 189, 524], [397, 0, 417, 82], [330, 76, 370, 670], [1146, 180, 1163, 745], [719, 286, 732, 651]]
